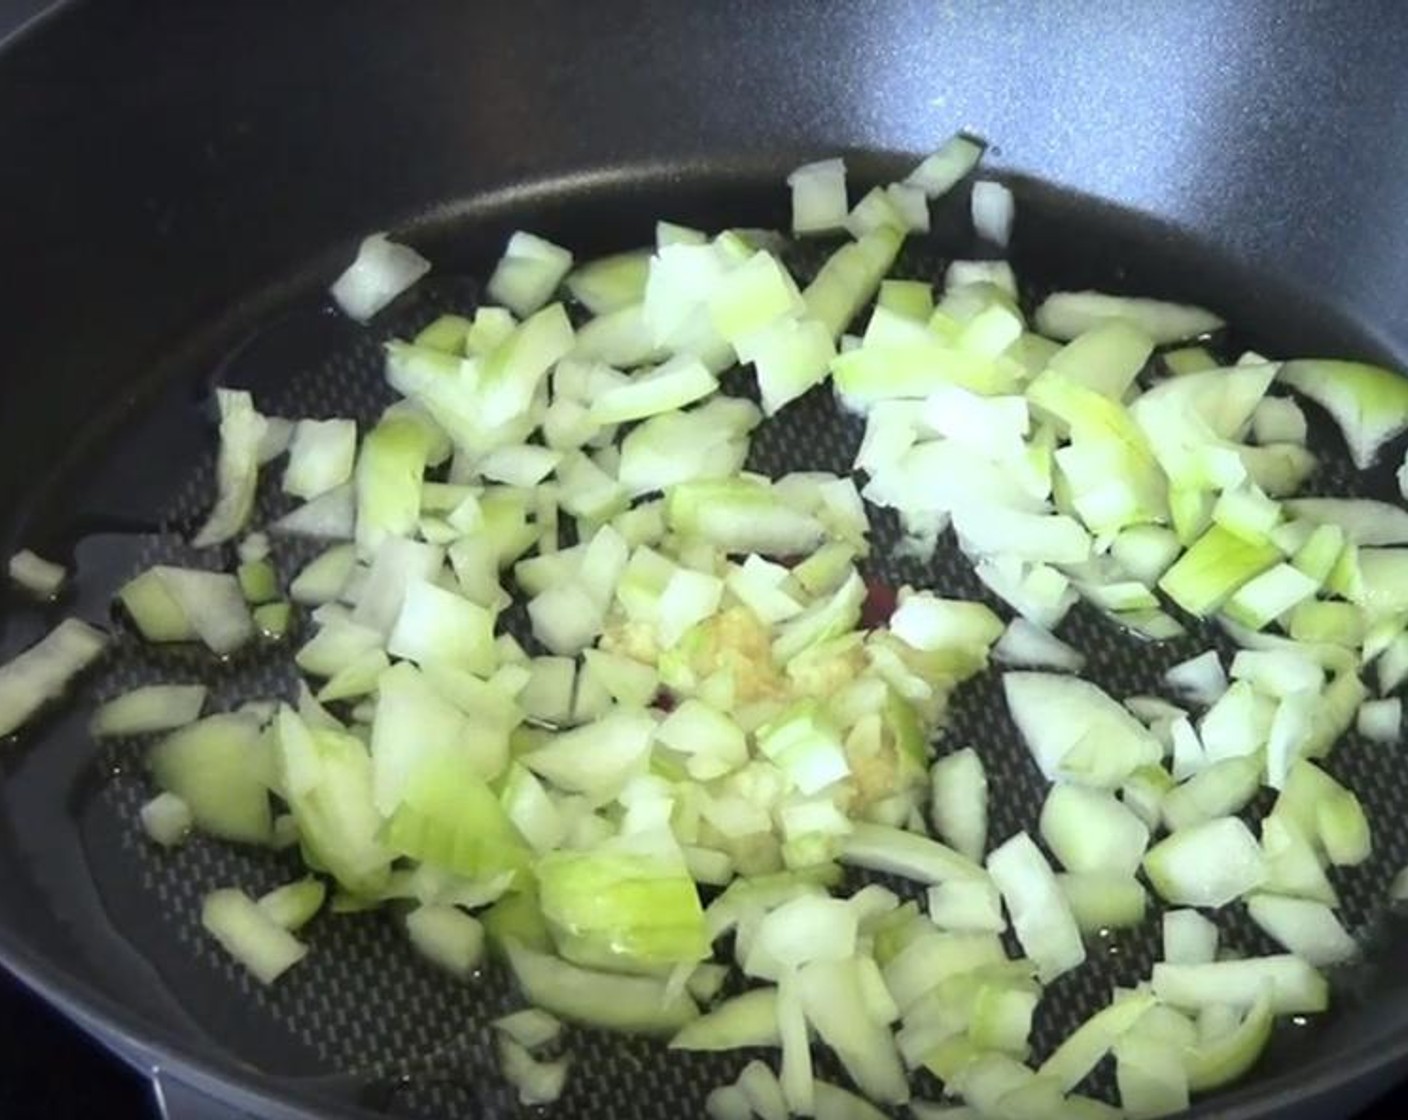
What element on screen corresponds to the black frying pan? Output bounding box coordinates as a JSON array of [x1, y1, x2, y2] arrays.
[[5, 2, 1408, 1118]]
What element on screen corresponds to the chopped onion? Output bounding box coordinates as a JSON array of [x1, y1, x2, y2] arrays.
[[487, 232, 573, 318], [90, 683, 206, 737], [283, 418, 358, 500], [497, 1034, 570, 1105], [1357, 696, 1402, 743], [329, 232, 431, 322], [970, 181, 1014, 248], [1279, 358, 1408, 469], [1034, 291, 1224, 344], [788, 158, 849, 236], [193, 389, 268, 548], [201, 888, 307, 984], [7, 548, 65, 599], [139, 791, 193, 847], [986, 832, 1085, 983], [0, 618, 108, 737]]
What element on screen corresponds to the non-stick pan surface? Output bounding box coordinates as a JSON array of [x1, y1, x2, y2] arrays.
[[6, 4, 1408, 1120]]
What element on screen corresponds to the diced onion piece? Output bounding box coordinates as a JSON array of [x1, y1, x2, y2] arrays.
[[706, 1085, 753, 1120], [0, 618, 108, 737], [8, 549, 65, 599], [927, 878, 1005, 933], [1058, 873, 1149, 933], [1162, 909, 1219, 965], [283, 418, 357, 500], [405, 904, 485, 978], [256, 878, 326, 932], [1356, 696, 1401, 743], [1034, 291, 1224, 344], [493, 1008, 562, 1051], [1143, 817, 1264, 907], [788, 158, 849, 236], [986, 832, 1085, 982], [272, 482, 356, 541], [929, 748, 988, 863], [201, 888, 307, 984], [905, 134, 986, 198], [993, 618, 1084, 672], [567, 251, 649, 317], [797, 957, 909, 1103], [1279, 358, 1408, 469], [1163, 650, 1227, 706], [151, 713, 273, 844], [146, 567, 255, 655], [1160, 755, 1261, 832], [670, 988, 780, 1051], [330, 232, 430, 322], [90, 683, 206, 737], [487, 232, 573, 318], [505, 939, 697, 1034], [1245, 894, 1357, 967], [1039, 785, 1149, 877], [840, 821, 984, 884], [1003, 672, 1162, 788], [497, 1034, 570, 1105], [193, 389, 268, 548], [1114, 1031, 1189, 1120], [1284, 497, 1408, 546], [971, 181, 1014, 247], [1039, 990, 1156, 1092], [139, 791, 193, 847], [1151, 955, 1328, 1014], [803, 227, 904, 340]]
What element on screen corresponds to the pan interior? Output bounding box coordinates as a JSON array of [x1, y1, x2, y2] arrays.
[[3, 158, 1408, 1119]]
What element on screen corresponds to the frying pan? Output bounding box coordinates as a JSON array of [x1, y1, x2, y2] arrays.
[[4, 1, 1408, 1118]]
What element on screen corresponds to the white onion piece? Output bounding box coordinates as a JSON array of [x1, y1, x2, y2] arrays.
[[970, 181, 1014, 248], [992, 618, 1085, 672], [330, 232, 431, 322], [7, 549, 65, 599]]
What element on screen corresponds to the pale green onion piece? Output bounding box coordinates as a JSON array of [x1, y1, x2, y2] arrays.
[[7, 549, 64, 599], [1040, 785, 1149, 877], [522, 710, 655, 798], [487, 232, 573, 318], [139, 791, 193, 847], [926, 878, 1005, 933], [147, 566, 255, 654], [329, 232, 430, 322], [202, 889, 307, 985], [906, 134, 985, 198], [1279, 358, 1408, 469], [840, 821, 984, 884], [256, 878, 326, 932], [478, 443, 561, 488], [150, 712, 272, 844], [670, 987, 780, 1052], [1002, 671, 1162, 787], [567, 251, 649, 316], [797, 957, 909, 1103], [1250, 395, 1307, 445], [1284, 497, 1408, 546], [405, 904, 485, 978], [193, 389, 268, 548], [992, 618, 1084, 672], [283, 418, 357, 500], [735, 1060, 788, 1120], [1184, 994, 1274, 1092], [1260, 814, 1338, 907], [1161, 754, 1261, 832], [929, 748, 988, 863], [589, 355, 720, 426], [413, 313, 471, 353], [1114, 1031, 1189, 1120], [492, 1008, 562, 1052], [354, 413, 434, 555], [90, 683, 206, 737], [803, 226, 904, 340], [738, 315, 838, 416], [706, 1085, 752, 1120], [1163, 908, 1219, 965], [1357, 696, 1402, 743], [878, 279, 933, 321], [787, 158, 849, 235], [0, 618, 108, 738], [236, 558, 278, 605], [1110, 525, 1182, 585], [506, 938, 697, 1034], [1223, 563, 1320, 631], [386, 578, 496, 675], [1159, 525, 1280, 618], [1151, 955, 1328, 1014], [1058, 873, 1149, 933], [987, 832, 1085, 982], [666, 477, 825, 556], [1143, 816, 1264, 907], [971, 180, 1013, 247], [1039, 990, 1156, 1092], [1163, 650, 1227, 706], [1035, 291, 1223, 344], [497, 1034, 570, 1105], [1245, 893, 1357, 967], [272, 482, 356, 540]]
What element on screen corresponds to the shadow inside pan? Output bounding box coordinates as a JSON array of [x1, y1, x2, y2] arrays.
[[2, 155, 1408, 1120]]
